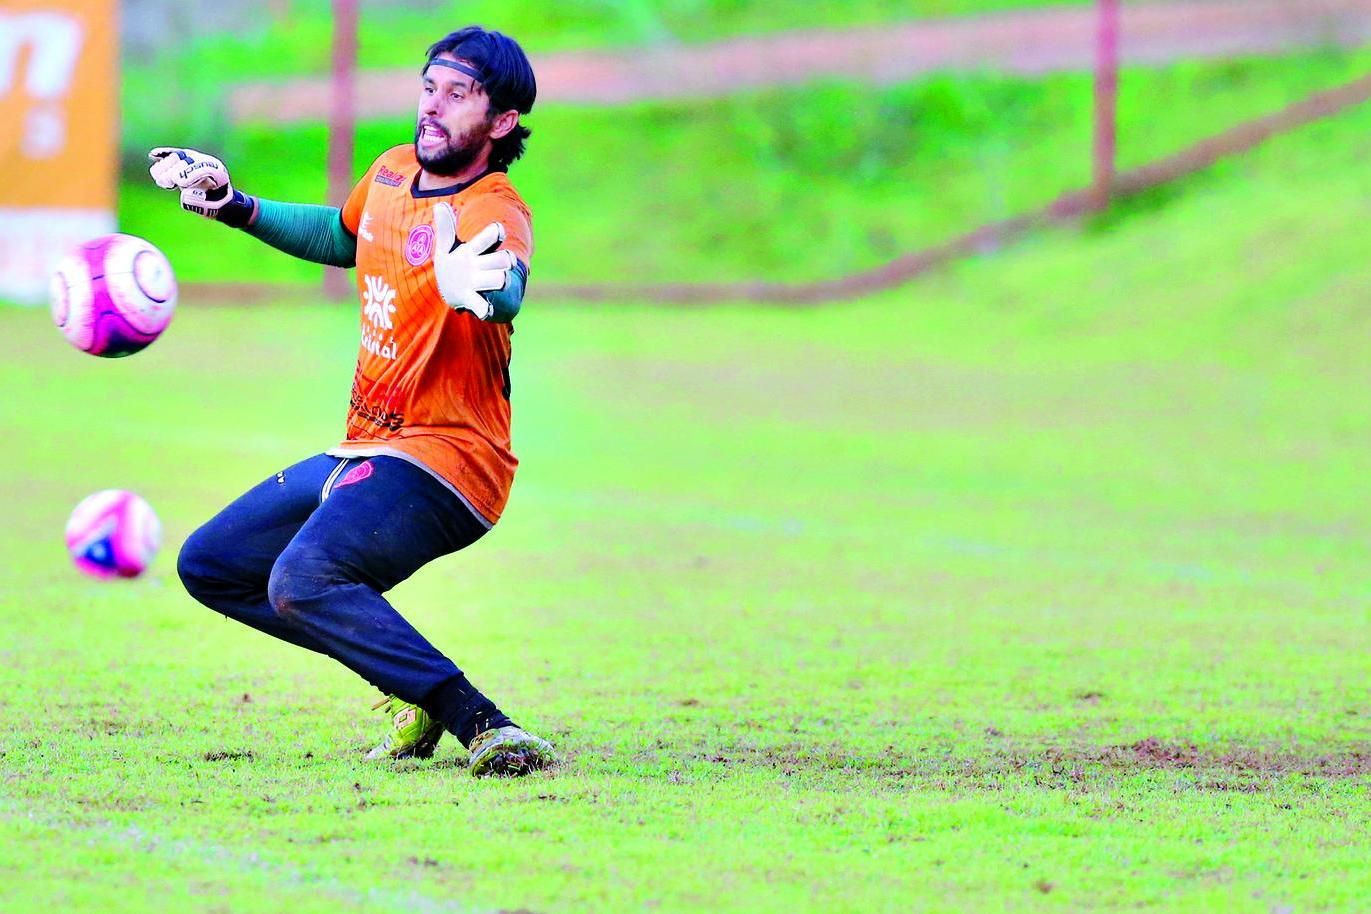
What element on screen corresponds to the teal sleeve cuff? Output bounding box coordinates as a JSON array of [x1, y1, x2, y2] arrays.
[[243, 197, 358, 268], [483, 259, 527, 323]]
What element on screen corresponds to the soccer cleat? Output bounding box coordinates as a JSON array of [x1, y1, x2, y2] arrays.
[[467, 726, 556, 777], [364, 695, 445, 761]]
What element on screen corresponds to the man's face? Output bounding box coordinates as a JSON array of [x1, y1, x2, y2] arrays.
[[415, 55, 495, 176]]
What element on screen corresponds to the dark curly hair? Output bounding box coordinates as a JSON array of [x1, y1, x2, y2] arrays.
[[424, 27, 536, 171]]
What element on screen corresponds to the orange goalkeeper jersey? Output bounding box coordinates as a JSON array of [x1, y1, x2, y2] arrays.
[[330, 144, 533, 526]]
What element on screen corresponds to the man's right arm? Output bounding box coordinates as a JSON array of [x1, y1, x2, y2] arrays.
[[148, 146, 357, 268], [243, 199, 357, 269]]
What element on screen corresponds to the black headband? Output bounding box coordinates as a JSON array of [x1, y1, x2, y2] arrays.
[[426, 57, 485, 84]]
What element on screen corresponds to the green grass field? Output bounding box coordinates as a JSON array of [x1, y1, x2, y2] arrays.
[[3, 70, 1369, 912]]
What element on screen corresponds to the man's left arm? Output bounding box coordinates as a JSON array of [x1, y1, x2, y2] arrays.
[[431, 197, 532, 323], [482, 260, 528, 323]]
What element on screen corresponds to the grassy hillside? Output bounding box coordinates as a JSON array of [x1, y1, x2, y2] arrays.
[[121, 48, 1371, 288], [2, 59, 1369, 914], [123, 0, 1095, 152], [135, 0, 1096, 75]]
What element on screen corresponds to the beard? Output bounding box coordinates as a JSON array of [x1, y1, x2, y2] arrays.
[[414, 118, 493, 176]]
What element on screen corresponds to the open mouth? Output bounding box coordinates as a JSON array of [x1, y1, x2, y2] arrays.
[[418, 122, 448, 148]]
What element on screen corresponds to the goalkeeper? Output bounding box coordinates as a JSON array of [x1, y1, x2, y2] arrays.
[[159, 27, 553, 776]]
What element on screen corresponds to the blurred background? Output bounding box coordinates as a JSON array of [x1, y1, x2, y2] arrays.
[[4, 0, 1371, 304]]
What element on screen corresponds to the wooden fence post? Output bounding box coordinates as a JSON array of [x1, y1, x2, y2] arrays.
[[1093, 0, 1121, 209], [324, 0, 358, 300]]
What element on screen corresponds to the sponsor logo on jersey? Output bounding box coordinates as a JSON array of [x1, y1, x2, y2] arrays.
[[349, 386, 405, 432], [405, 224, 435, 266], [363, 274, 397, 330], [361, 327, 398, 361], [361, 274, 399, 361], [375, 165, 406, 187], [358, 210, 374, 243]]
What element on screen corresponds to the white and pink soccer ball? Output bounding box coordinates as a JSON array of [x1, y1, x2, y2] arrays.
[[50, 234, 177, 357], [65, 490, 162, 579]]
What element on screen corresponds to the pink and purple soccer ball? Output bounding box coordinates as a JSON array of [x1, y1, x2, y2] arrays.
[[50, 234, 177, 357], [64, 490, 162, 579]]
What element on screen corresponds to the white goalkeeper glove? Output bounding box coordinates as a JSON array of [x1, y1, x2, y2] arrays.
[[148, 147, 253, 225], [432, 202, 516, 320]]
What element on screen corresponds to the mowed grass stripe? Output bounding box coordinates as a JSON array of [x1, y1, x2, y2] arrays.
[[0, 806, 482, 914]]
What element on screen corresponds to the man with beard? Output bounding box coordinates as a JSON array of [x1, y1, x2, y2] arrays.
[[152, 27, 554, 776]]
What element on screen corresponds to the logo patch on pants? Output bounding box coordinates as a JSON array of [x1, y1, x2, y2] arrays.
[[336, 460, 375, 489]]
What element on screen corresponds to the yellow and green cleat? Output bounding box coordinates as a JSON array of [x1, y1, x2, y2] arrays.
[[467, 725, 556, 777], [365, 695, 445, 761]]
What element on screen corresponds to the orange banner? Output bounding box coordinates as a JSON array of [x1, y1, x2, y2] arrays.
[[0, 0, 117, 302]]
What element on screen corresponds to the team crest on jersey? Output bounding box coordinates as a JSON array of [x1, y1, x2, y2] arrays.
[[405, 224, 435, 266], [374, 165, 406, 187]]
